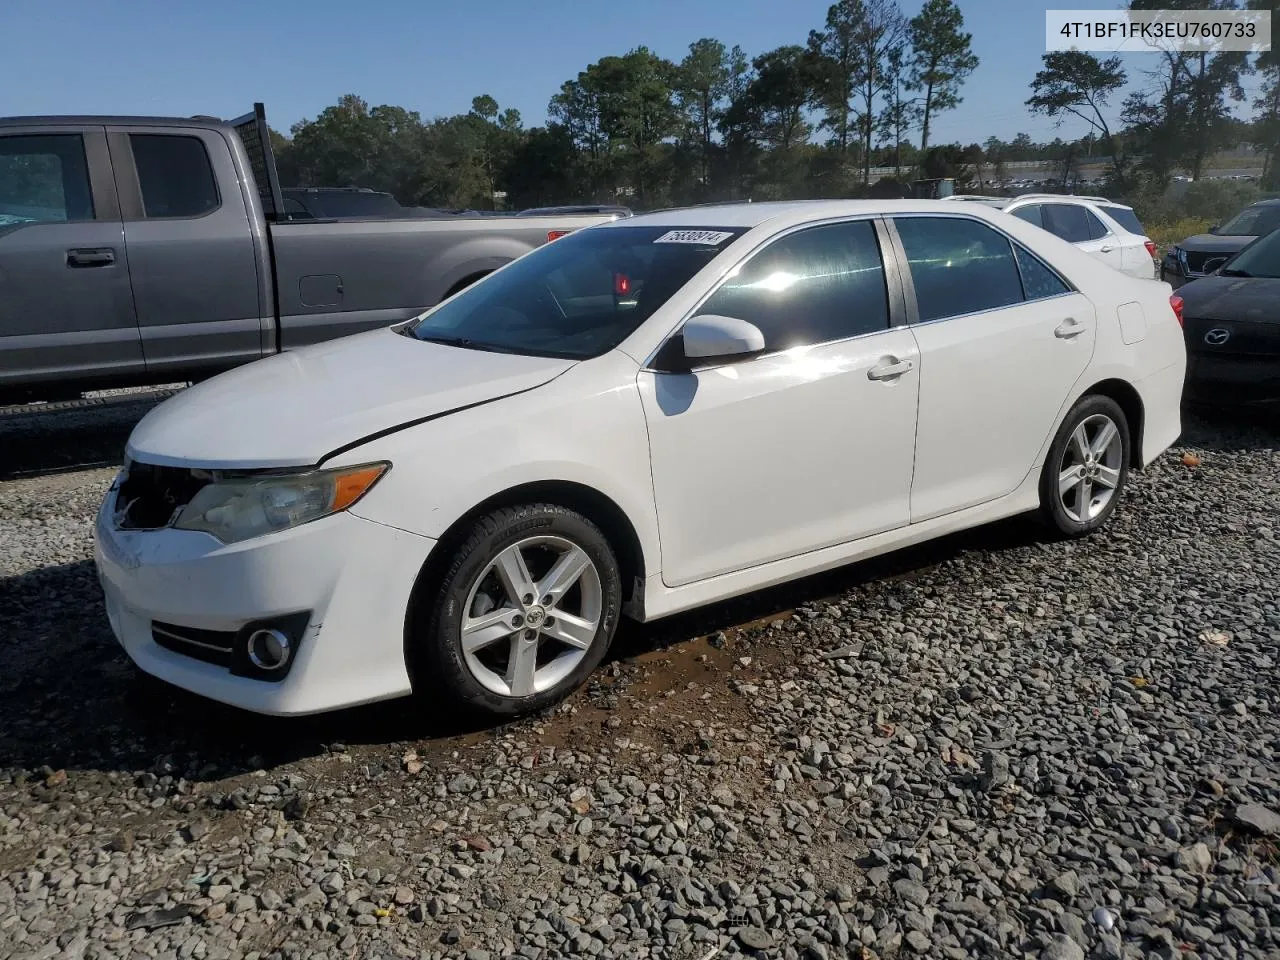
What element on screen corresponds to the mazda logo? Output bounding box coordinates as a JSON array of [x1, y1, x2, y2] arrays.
[[1204, 328, 1230, 345]]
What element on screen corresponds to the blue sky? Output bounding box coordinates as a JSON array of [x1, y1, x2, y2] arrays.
[[0, 0, 1253, 146]]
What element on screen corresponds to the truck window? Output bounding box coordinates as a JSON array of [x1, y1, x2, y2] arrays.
[[129, 134, 219, 219], [0, 134, 95, 224]]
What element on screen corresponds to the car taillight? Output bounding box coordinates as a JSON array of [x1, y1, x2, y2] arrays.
[[614, 273, 631, 296], [1144, 240, 1158, 260], [1169, 293, 1184, 328], [547, 230, 571, 242]]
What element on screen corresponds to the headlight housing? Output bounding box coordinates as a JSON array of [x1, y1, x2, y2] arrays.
[[173, 462, 388, 544]]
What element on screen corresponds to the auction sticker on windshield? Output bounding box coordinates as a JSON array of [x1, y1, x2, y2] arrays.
[[653, 230, 735, 245]]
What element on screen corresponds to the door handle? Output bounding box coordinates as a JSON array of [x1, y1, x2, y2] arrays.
[[1054, 318, 1086, 339], [867, 356, 914, 381], [1099, 245, 1114, 253], [67, 247, 116, 268]]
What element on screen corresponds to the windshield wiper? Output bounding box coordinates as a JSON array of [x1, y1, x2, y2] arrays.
[[414, 334, 521, 354], [1220, 268, 1253, 277]]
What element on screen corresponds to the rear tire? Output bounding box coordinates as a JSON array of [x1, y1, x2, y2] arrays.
[[412, 504, 622, 718], [1039, 395, 1130, 538]]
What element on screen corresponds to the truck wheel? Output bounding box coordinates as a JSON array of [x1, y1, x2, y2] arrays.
[[413, 504, 621, 718], [1039, 395, 1130, 538]]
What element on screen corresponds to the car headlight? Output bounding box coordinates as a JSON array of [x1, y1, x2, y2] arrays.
[[173, 462, 389, 544]]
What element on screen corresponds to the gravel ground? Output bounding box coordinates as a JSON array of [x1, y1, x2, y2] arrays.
[[1, 401, 1278, 960]]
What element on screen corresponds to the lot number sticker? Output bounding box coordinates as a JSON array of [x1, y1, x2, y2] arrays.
[[653, 230, 735, 245]]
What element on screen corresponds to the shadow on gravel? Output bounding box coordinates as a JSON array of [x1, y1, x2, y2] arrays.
[[0, 514, 1048, 782], [0, 396, 166, 481], [1181, 406, 1280, 451]]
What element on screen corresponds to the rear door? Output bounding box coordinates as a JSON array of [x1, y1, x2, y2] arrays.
[[0, 126, 143, 390], [108, 126, 265, 378], [1042, 202, 1125, 273], [888, 214, 1097, 522]]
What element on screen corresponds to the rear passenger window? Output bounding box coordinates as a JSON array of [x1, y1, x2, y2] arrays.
[[1010, 205, 1043, 228], [695, 219, 889, 351], [893, 217, 1024, 322], [1084, 210, 1109, 240], [0, 134, 95, 223], [1041, 204, 1093, 243], [1013, 244, 1071, 300], [129, 134, 219, 218], [1102, 205, 1146, 236]]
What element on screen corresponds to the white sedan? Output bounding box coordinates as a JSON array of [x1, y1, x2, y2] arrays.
[[94, 201, 1187, 719]]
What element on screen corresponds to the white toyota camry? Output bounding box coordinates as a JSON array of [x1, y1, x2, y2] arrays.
[[94, 200, 1187, 719]]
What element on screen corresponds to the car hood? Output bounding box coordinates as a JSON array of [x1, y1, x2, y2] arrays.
[[1178, 274, 1280, 325], [126, 327, 576, 469], [1176, 233, 1254, 254]]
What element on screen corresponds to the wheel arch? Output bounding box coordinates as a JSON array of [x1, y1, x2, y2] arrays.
[[402, 479, 648, 687], [1079, 378, 1145, 469]]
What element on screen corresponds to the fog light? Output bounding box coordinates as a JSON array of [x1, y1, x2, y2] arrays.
[[246, 628, 291, 671]]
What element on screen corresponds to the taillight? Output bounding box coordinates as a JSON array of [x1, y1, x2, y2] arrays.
[[614, 273, 631, 296], [1169, 293, 1184, 328], [547, 230, 571, 242], [1144, 240, 1158, 260]]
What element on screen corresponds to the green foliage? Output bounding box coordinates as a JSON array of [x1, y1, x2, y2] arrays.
[[269, 0, 1260, 213], [907, 0, 978, 152]]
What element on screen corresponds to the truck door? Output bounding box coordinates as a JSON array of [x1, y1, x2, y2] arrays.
[[107, 125, 266, 379], [0, 126, 143, 393]]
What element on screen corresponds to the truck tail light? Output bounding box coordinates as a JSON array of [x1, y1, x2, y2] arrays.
[[1169, 293, 1184, 328]]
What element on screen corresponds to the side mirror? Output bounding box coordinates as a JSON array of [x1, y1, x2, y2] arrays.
[[651, 314, 766, 372], [682, 314, 766, 360], [1208, 224, 1221, 235]]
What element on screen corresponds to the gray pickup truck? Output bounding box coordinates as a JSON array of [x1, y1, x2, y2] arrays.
[[0, 104, 624, 403]]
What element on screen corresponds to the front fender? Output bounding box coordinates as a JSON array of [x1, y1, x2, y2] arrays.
[[331, 353, 662, 583]]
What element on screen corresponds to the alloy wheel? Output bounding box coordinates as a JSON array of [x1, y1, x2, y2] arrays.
[[1057, 413, 1124, 524], [459, 535, 602, 697]]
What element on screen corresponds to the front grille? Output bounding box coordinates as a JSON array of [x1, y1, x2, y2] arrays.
[[115, 462, 210, 530], [151, 620, 236, 667], [1182, 250, 1220, 275]]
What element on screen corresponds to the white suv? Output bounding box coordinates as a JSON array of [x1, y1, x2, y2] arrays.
[[945, 194, 1159, 280]]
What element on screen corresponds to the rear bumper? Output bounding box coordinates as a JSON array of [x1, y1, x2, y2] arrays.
[[1184, 353, 1280, 410], [1135, 361, 1187, 466]]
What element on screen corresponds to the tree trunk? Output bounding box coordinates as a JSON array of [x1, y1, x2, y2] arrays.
[[920, 81, 934, 154]]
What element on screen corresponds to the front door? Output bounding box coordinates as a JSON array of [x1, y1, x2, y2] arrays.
[[639, 218, 920, 587], [0, 127, 143, 391], [108, 127, 265, 378]]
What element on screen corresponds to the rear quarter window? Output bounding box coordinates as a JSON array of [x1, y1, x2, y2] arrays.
[[1102, 206, 1146, 236]]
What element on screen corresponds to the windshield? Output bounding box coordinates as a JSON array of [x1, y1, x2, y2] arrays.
[[1217, 204, 1280, 237], [1217, 227, 1280, 279], [406, 225, 745, 359]]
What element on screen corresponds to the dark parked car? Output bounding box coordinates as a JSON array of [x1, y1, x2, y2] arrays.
[[1178, 227, 1280, 413], [1161, 199, 1280, 288]]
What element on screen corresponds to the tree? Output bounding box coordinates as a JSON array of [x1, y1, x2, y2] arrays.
[[806, 0, 865, 154], [1252, 0, 1280, 185], [675, 38, 734, 192], [907, 0, 978, 156], [877, 44, 918, 177], [743, 46, 816, 151], [851, 0, 907, 185], [1027, 52, 1127, 182]]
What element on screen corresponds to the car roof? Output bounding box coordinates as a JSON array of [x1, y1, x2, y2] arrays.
[[601, 199, 1025, 231], [0, 114, 230, 130]]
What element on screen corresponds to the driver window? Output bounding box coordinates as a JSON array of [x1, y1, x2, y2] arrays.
[[693, 219, 890, 351]]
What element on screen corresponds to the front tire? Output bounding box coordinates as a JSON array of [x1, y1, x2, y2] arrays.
[[1039, 395, 1130, 537], [414, 504, 622, 718]]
